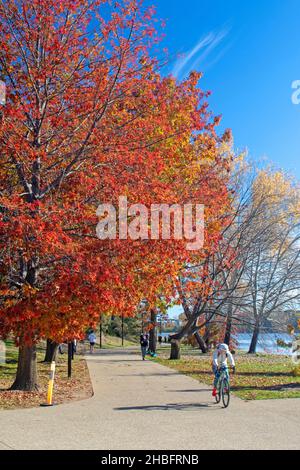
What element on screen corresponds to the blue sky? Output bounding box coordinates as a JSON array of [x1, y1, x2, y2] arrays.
[[144, 0, 300, 180], [143, 0, 300, 319]]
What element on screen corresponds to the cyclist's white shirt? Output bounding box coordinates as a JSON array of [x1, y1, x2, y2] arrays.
[[212, 350, 235, 368]]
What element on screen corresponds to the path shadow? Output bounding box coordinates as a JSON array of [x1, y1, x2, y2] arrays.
[[169, 389, 210, 393], [91, 349, 138, 356], [114, 402, 217, 411], [116, 372, 180, 377], [88, 359, 143, 363]]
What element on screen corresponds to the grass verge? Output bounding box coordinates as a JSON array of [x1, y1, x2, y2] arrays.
[[153, 348, 300, 400]]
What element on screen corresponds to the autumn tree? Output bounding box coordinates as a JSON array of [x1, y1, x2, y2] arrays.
[[169, 157, 300, 357], [215, 166, 300, 353], [0, 0, 231, 389], [241, 170, 300, 353]]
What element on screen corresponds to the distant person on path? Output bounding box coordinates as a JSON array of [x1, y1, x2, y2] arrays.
[[212, 343, 235, 397], [88, 331, 97, 354], [140, 334, 149, 360]]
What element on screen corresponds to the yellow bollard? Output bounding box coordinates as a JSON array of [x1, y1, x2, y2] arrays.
[[41, 361, 56, 407]]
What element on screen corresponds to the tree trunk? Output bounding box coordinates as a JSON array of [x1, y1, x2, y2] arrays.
[[99, 316, 103, 349], [224, 303, 233, 346], [43, 339, 58, 363], [149, 309, 157, 354], [68, 342, 72, 378], [170, 339, 181, 360], [10, 343, 38, 391], [194, 331, 208, 353], [121, 313, 124, 347], [248, 319, 260, 354]]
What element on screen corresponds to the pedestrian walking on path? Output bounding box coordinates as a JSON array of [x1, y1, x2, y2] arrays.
[[140, 333, 149, 360], [88, 331, 97, 354]]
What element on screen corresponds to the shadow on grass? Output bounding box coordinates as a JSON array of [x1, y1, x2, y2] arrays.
[[3, 359, 17, 365], [177, 369, 211, 376], [176, 369, 295, 379], [232, 382, 300, 392], [0, 369, 16, 377], [236, 371, 294, 377]]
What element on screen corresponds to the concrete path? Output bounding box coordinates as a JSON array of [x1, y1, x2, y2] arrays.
[[0, 348, 299, 450]]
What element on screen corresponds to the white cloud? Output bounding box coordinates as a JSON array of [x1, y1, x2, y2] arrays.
[[172, 28, 230, 79]]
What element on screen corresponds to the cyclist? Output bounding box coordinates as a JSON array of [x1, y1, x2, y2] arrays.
[[212, 343, 235, 397]]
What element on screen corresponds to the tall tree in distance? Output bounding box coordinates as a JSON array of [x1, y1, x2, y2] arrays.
[[244, 170, 300, 353]]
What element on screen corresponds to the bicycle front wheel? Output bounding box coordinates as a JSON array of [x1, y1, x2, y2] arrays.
[[215, 382, 221, 404], [221, 378, 230, 408]]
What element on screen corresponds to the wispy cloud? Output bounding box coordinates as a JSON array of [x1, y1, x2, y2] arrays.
[[172, 27, 230, 79]]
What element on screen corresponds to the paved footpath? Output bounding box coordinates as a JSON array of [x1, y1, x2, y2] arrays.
[[0, 348, 299, 450]]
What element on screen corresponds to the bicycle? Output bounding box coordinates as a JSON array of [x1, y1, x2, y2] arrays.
[[215, 366, 233, 408]]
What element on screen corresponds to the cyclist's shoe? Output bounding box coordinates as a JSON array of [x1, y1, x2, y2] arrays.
[[212, 388, 217, 397]]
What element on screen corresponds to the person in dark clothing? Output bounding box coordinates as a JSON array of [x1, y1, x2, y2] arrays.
[[140, 334, 149, 360]]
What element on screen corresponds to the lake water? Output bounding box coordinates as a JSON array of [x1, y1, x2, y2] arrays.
[[160, 332, 294, 355], [234, 332, 293, 355]]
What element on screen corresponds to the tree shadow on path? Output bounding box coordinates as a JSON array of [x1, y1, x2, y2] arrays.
[[89, 359, 144, 363], [115, 372, 180, 377]]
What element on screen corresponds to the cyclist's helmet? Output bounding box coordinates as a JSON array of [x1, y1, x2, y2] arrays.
[[217, 343, 229, 353]]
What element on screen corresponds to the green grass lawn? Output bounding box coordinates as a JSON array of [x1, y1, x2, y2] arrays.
[[0, 340, 46, 382], [98, 335, 136, 349], [153, 347, 300, 400]]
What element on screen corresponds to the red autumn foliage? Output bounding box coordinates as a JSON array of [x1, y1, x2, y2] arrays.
[[0, 0, 232, 347]]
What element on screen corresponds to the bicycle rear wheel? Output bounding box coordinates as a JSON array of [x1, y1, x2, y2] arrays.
[[221, 378, 230, 408]]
